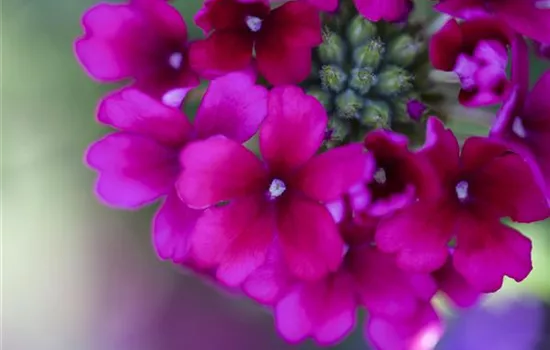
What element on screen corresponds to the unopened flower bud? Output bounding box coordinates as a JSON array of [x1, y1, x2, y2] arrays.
[[361, 100, 391, 129], [318, 31, 347, 65], [353, 38, 385, 69], [320, 65, 347, 93], [374, 65, 414, 96], [387, 34, 424, 68], [326, 118, 351, 148], [335, 89, 362, 120], [347, 15, 377, 46], [349, 68, 376, 95]]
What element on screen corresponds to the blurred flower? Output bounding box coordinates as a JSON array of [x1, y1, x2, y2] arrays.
[[177, 86, 368, 285], [189, 0, 321, 85], [434, 0, 550, 44], [430, 18, 525, 107], [74, 0, 199, 102], [533, 40, 550, 60], [376, 117, 548, 292], [85, 71, 267, 264], [491, 71, 550, 202]]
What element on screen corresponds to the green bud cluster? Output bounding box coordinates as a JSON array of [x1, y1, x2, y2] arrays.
[[304, 2, 446, 146]]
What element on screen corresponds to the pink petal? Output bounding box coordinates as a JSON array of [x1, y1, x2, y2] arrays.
[[523, 70, 550, 121], [275, 273, 357, 345], [194, 71, 268, 143], [350, 246, 437, 320], [97, 88, 193, 147], [462, 137, 549, 222], [433, 257, 480, 308], [366, 304, 442, 350], [260, 86, 327, 176], [263, 1, 322, 48], [177, 136, 269, 209], [242, 248, 293, 304], [86, 133, 178, 208], [190, 195, 275, 286], [277, 194, 344, 281], [255, 33, 314, 84], [375, 201, 454, 272], [293, 143, 369, 203], [494, 0, 550, 43], [153, 191, 203, 263], [429, 19, 464, 71], [454, 217, 533, 293], [355, 0, 412, 22], [304, 0, 338, 11], [188, 30, 253, 79]]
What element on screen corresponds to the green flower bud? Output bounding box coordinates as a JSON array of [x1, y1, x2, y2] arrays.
[[326, 118, 352, 148], [353, 38, 385, 69], [349, 68, 376, 95], [373, 65, 414, 97], [318, 31, 347, 65], [346, 15, 377, 46], [320, 65, 347, 93], [335, 89, 362, 120], [307, 88, 333, 111], [387, 34, 424, 68], [361, 100, 391, 129]]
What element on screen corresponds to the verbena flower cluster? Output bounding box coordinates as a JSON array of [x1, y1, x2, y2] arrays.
[[75, 0, 550, 348]]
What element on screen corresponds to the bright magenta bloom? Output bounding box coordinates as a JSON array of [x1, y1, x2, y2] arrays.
[[177, 86, 368, 285], [75, 0, 199, 101], [189, 0, 321, 85], [86, 71, 268, 263], [376, 118, 549, 292]]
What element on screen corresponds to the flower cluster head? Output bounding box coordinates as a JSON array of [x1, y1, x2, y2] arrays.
[[75, 0, 550, 348]]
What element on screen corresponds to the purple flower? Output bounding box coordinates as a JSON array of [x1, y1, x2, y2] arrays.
[[491, 71, 550, 202], [189, 0, 322, 85], [176, 86, 368, 286], [85, 71, 268, 263], [430, 18, 527, 107], [533, 40, 550, 60], [375, 117, 549, 293], [75, 0, 199, 102], [434, 0, 550, 44]]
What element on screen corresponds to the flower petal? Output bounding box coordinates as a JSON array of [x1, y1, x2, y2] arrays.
[[433, 257, 480, 308], [177, 136, 269, 209], [86, 133, 178, 208], [294, 143, 369, 203], [194, 71, 268, 143], [190, 195, 275, 286], [260, 86, 327, 176], [153, 191, 203, 263], [277, 194, 344, 281], [98, 87, 193, 146], [454, 218, 533, 293]]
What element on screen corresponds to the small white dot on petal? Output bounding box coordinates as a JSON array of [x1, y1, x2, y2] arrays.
[[268, 178, 286, 199], [455, 181, 469, 202], [374, 168, 387, 184], [512, 117, 527, 138], [246, 16, 262, 32], [169, 52, 183, 70], [162, 88, 189, 107]]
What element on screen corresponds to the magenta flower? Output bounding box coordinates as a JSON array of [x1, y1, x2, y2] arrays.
[[189, 0, 322, 85], [243, 218, 438, 346], [491, 71, 550, 201], [430, 18, 526, 107], [433, 256, 480, 308], [375, 117, 549, 292], [177, 86, 368, 285], [74, 0, 199, 101], [86, 71, 268, 263], [533, 40, 550, 60], [434, 0, 550, 44], [359, 130, 440, 217]]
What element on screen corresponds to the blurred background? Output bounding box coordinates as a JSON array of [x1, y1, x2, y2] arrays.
[[2, 1, 550, 349]]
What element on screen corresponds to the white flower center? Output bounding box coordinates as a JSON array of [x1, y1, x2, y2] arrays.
[[268, 178, 286, 199], [168, 52, 183, 70], [246, 16, 262, 32], [455, 181, 469, 202], [161, 88, 189, 107], [374, 168, 387, 184], [512, 117, 527, 138]]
